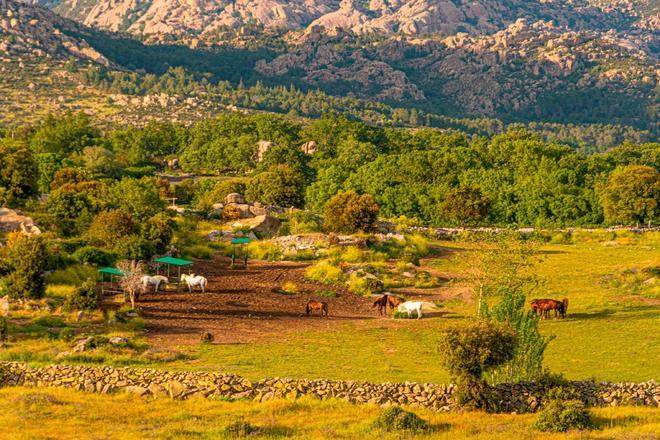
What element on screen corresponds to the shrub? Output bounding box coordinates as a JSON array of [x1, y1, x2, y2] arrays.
[[46, 265, 97, 286], [245, 164, 305, 208], [65, 279, 99, 311], [58, 327, 75, 341], [3, 232, 47, 299], [373, 406, 429, 434], [315, 290, 337, 298], [223, 419, 261, 438], [287, 210, 323, 234], [84, 210, 136, 247], [305, 260, 344, 284], [0, 317, 7, 345], [438, 320, 517, 410], [200, 331, 214, 344], [113, 235, 155, 261], [141, 213, 174, 253], [533, 399, 593, 432], [324, 191, 379, 234], [72, 246, 116, 266], [393, 310, 418, 319], [246, 241, 281, 261], [346, 272, 383, 296], [279, 281, 299, 295], [182, 245, 214, 260]]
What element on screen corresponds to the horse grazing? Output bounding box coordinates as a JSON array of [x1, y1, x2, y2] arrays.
[[531, 298, 569, 319], [372, 295, 389, 315], [181, 274, 208, 293], [397, 301, 424, 319], [306, 300, 328, 317], [141, 275, 168, 293], [387, 295, 403, 311]]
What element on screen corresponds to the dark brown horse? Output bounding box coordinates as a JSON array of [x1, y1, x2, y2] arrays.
[[531, 298, 568, 319], [306, 300, 328, 317], [372, 294, 404, 316]]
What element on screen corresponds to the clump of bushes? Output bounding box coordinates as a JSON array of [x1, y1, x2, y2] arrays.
[[247, 241, 281, 261], [347, 272, 383, 296], [279, 281, 299, 295], [373, 406, 429, 434], [64, 279, 99, 311], [72, 246, 116, 266], [438, 320, 517, 411], [393, 310, 418, 319], [533, 392, 593, 432], [305, 260, 344, 285], [324, 191, 379, 234]]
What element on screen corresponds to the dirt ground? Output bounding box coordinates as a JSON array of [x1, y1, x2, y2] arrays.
[[139, 256, 380, 346]]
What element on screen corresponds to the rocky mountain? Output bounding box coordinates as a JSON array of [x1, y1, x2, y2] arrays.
[[0, 0, 111, 64], [48, 0, 657, 43]]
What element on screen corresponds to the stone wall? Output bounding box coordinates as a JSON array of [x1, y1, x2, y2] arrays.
[[0, 362, 657, 413]]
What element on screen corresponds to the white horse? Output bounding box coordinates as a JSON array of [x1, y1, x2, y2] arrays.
[[181, 273, 208, 293], [141, 275, 169, 293], [397, 301, 439, 319]]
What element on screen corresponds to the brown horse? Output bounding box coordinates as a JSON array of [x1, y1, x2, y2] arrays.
[[306, 300, 328, 317], [387, 295, 403, 312], [372, 295, 389, 315], [531, 298, 569, 319]]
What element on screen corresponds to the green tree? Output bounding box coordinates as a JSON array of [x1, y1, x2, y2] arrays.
[[600, 165, 659, 225], [34, 153, 64, 194], [2, 232, 47, 299], [438, 320, 517, 410], [245, 165, 305, 208], [110, 177, 165, 220], [323, 191, 379, 233], [30, 112, 100, 154], [141, 213, 174, 253], [441, 186, 490, 228], [0, 139, 38, 205], [84, 210, 136, 248]]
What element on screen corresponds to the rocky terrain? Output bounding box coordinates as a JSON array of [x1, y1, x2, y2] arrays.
[[48, 0, 658, 41]]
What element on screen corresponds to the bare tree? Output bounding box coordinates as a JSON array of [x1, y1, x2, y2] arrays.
[[116, 260, 145, 310]]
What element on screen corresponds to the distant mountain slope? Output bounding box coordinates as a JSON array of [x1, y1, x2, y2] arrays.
[[49, 0, 658, 41]]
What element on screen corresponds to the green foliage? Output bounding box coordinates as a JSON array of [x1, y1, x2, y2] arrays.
[[346, 272, 383, 296], [29, 112, 100, 155], [305, 260, 344, 285], [195, 179, 247, 210], [34, 153, 64, 194], [112, 235, 155, 261], [65, 279, 99, 311], [314, 290, 337, 298], [46, 265, 97, 286], [140, 213, 174, 253], [599, 165, 659, 225], [110, 177, 165, 221], [246, 241, 281, 261], [222, 419, 261, 438], [0, 139, 38, 205], [323, 191, 379, 234], [438, 320, 517, 410], [533, 399, 593, 432], [72, 246, 117, 266], [2, 233, 47, 299], [441, 185, 490, 227], [84, 210, 136, 247], [373, 406, 429, 433], [245, 164, 305, 208], [279, 281, 299, 295]]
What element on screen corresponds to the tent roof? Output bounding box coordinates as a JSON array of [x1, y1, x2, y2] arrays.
[[155, 256, 194, 266], [231, 237, 251, 245], [98, 267, 124, 276]]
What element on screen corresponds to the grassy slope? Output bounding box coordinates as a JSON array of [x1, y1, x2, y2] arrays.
[[0, 387, 658, 440]]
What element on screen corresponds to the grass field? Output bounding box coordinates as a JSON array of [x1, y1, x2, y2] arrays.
[[0, 387, 658, 439], [1, 238, 658, 385]]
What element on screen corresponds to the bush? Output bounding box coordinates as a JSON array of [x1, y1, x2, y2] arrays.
[[305, 260, 344, 285], [324, 191, 379, 234], [246, 241, 281, 261], [84, 210, 136, 247], [223, 419, 261, 438], [373, 406, 429, 434], [200, 331, 214, 344], [346, 272, 383, 296], [65, 279, 99, 311], [182, 245, 214, 260], [58, 327, 75, 341], [393, 310, 418, 319], [3, 233, 47, 299], [141, 213, 174, 253], [279, 281, 299, 295], [438, 320, 517, 410], [533, 398, 593, 432], [72, 246, 116, 266], [113, 235, 155, 260]]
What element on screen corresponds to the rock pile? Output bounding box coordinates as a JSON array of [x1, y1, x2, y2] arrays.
[[1, 362, 657, 413]]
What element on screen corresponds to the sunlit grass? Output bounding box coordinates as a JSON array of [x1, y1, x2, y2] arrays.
[[0, 387, 657, 439]]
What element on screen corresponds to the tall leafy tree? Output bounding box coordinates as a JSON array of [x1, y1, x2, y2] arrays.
[[600, 165, 659, 225]]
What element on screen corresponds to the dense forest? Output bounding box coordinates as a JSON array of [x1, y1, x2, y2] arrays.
[[1, 112, 658, 230]]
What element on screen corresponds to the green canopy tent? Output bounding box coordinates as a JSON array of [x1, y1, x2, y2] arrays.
[[155, 256, 194, 283], [98, 267, 125, 296], [230, 237, 251, 268]]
